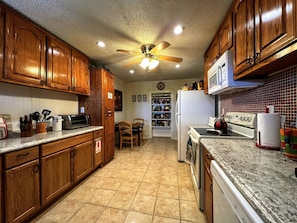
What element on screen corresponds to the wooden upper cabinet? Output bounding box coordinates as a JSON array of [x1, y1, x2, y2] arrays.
[[254, 0, 297, 62], [219, 13, 233, 54], [47, 36, 72, 91], [103, 69, 114, 113], [0, 7, 4, 76], [3, 11, 46, 86], [71, 49, 90, 95], [233, 0, 255, 75], [209, 36, 220, 64], [203, 50, 211, 94]]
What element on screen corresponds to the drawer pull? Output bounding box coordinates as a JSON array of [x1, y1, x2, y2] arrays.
[[35, 164, 40, 173], [206, 154, 211, 159], [16, 152, 30, 159]]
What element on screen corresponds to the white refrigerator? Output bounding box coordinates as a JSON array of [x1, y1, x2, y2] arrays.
[[176, 90, 215, 161]]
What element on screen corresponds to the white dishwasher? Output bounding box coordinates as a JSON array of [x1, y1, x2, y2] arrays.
[[210, 160, 263, 223]]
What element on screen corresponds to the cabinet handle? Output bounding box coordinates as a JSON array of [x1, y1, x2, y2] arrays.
[[40, 80, 45, 85], [210, 183, 213, 193], [206, 154, 211, 160], [68, 86, 71, 90], [255, 52, 260, 60], [72, 86, 76, 91], [16, 152, 29, 159], [246, 58, 253, 64], [35, 164, 40, 173]]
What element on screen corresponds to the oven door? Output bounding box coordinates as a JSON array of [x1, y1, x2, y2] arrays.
[[189, 132, 204, 210]]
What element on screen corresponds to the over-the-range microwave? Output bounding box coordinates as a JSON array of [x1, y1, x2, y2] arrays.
[[207, 50, 264, 95]]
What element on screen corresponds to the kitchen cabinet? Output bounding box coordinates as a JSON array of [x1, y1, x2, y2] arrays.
[[78, 68, 115, 165], [203, 50, 212, 94], [0, 7, 4, 76], [3, 10, 46, 87], [41, 132, 93, 205], [93, 129, 103, 168], [203, 146, 213, 223], [219, 13, 233, 54], [71, 49, 90, 95], [3, 146, 40, 223], [46, 36, 72, 91], [0, 155, 2, 223], [151, 92, 172, 137], [233, 0, 297, 78]]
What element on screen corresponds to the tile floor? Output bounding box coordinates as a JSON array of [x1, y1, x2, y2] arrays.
[[31, 137, 206, 223]]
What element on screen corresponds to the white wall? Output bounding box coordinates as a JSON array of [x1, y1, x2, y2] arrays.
[[0, 82, 78, 131], [124, 78, 195, 139]]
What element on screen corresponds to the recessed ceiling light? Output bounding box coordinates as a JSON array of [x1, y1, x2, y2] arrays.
[[96, 41, 105, 48], [129, 70, 134, 74], [174, 25, 184, 35], [175, 64, 181, 68]]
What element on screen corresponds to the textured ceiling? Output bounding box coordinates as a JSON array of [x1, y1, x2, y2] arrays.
[[1, 0, 233, 82]]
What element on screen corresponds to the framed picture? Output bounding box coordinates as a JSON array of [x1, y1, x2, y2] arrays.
[[138, 94, 142, 102], [143, 94, 147, 102], [114, 90, 122, 111], [132, 95, 136, 102]]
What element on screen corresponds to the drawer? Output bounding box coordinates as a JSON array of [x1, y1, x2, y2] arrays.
[[93, 129, 103, 138], [4, 146, 39, 169], [41, 132, 93, 157]]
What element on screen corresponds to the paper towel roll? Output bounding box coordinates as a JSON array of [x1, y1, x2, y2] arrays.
[[256, 113, 281, 150]]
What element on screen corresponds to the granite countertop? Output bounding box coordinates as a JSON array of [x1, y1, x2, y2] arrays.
[[201, 138, 297, 223], [0, 126, 103, 154]]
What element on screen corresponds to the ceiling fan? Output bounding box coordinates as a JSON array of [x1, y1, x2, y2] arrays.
[[116, 41, 183, 70]]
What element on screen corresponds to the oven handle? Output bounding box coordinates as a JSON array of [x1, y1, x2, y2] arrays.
[[188, 131, 200, 144]]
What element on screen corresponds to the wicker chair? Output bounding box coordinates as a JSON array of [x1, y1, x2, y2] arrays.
[[118, 121, 138, 150]]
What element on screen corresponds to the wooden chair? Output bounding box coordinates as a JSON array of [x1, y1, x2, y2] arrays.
[[118, 121, 138, 150], [133, 118, 144, 142]]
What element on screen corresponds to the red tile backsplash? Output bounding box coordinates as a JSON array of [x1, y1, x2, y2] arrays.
[[220, 66, 297, 127]]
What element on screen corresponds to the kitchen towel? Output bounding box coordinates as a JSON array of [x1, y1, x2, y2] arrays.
[[256, 113, 281, 150]]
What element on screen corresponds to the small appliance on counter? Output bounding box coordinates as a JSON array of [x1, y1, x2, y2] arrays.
[[0, 116, 8, 139], [60, 114, 90, 130]]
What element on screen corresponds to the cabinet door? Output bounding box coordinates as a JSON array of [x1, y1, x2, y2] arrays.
[[233, 0, 255, 75], [210, 36, 220, 64], [4, 11, 46, 86], [204, 50, 212, 94], [41, 148, 72, 205], [73, 140, 93, 182], [219, 13, 233, 54], [204, 166, 213, 223], [5, 159, 40, 223], [104, 113, 114, 164], [71, 49, 90, 95], [47, 36, 72, 91], [0, 7, 4, 76], [255, 0, 297, 61], [103, 70, 114, 113]]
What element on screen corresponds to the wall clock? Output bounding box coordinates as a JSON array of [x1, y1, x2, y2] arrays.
[[157, 82, 165, 90]]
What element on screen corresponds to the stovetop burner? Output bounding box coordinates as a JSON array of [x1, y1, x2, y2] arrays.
[[194, 128, 245, 137]]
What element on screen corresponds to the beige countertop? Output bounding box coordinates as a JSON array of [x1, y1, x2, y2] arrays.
[[0, 126, 103, 154], [201, 138, 297, 223]]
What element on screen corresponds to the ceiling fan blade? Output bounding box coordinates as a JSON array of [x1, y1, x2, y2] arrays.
[[123, 58, 142, 68], [153, 54, 183, 63], [116, 49, 141, 55], [150, 41, 171, 54]]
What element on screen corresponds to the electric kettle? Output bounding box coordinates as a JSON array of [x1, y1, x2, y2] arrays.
[[214, 114, 228, 134]]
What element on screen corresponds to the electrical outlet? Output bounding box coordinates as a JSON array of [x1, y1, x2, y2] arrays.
[[80, 107, 85, 113]]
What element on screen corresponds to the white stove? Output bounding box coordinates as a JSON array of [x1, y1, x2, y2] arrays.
[[187, 112, 257, 211]]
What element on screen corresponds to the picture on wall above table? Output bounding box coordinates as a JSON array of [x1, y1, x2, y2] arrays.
[[132, 95, 136, 102], [138, 94, 142, 102]]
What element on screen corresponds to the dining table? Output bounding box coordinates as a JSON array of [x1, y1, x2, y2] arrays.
[[115, 122, 143, 146]]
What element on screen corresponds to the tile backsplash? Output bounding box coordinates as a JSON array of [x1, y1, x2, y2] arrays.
[[220, 65, 297, 127]]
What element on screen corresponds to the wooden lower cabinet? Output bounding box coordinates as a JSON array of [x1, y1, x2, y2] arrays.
[[41, 132, 93, 205], [204, 147, 213, 223], [41, 148, 72, 205], [3, 147, 40, 223], [73, 140, 93, 182]]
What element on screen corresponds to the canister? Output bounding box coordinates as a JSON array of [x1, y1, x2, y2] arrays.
[[52, 116, 63, 132]]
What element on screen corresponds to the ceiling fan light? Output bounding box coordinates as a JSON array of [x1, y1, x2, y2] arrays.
[[139, 58, 150, 69], [148, 59, 159, 70]]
